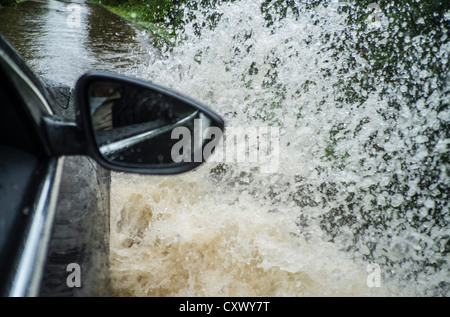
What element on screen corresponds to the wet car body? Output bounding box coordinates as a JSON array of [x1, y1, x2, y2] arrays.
[[0, 34, 110, 296], [0, 35, 224, 297]]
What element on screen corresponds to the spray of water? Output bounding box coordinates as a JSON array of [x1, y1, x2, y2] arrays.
[[110, 0, 449, 296]]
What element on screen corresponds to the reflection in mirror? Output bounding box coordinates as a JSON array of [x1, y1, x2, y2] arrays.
[[88, 80, 216, 166]]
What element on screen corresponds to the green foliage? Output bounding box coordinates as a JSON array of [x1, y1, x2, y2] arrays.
[[0, 0, 16, 7], [260, 0, 323, 25], [90, 0, 188, 46], [90, 0, 240, 46], [93, 0, 235, 31]]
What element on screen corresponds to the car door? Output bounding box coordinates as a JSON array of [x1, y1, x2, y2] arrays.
[[0, 36, 65, 296], [0, 34, 112, 297]]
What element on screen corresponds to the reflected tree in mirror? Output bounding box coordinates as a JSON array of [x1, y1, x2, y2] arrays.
[[88, 80, 214, 166]]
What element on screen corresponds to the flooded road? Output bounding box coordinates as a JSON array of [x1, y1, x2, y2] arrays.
[[1, 0, 448, 297], [0, 0, 155, 86]]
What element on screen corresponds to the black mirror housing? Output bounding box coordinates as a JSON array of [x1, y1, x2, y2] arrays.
[[74, 71, 224, 175]]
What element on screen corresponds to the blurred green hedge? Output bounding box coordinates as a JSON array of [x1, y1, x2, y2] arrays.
[[0, 0, 16, 7]]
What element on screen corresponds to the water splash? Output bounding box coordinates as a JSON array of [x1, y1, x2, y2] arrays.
[[111, 0, 449, 296]]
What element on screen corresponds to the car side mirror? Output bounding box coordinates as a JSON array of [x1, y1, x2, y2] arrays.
[[75, 71, 224, 174]]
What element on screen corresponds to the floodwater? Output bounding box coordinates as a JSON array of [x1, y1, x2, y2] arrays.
[[0, 0, 155, 86], [1, 0, 448, 296]]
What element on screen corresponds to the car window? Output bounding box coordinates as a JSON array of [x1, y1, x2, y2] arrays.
[[0, 47, 50, 156], [0, 48, 52, 118]]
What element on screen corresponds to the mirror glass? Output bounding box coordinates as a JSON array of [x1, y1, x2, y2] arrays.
[[88, 80, 220, 167]]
